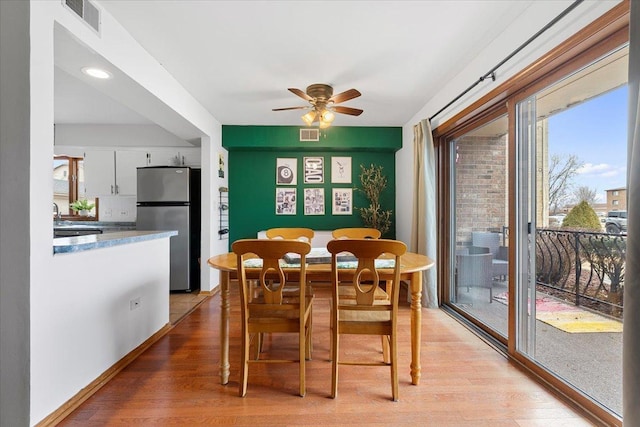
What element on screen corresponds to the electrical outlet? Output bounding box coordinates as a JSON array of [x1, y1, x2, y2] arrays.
[[130, 297, 141, 310]]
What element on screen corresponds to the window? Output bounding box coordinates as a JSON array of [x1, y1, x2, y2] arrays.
[[613, 190, 619, 196], [53, 155, 94, 218]]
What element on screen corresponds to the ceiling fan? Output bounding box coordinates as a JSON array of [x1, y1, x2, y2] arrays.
[[272, 83, 363, 128]]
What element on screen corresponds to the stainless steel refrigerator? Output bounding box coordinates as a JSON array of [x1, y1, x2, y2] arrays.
[[136, 167, 201, 292]]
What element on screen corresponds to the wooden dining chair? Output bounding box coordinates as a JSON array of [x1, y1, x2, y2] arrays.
[[265, 227, 314, 242], [232, 239, 314, 397], [332, 227, 381, 239], [326, 238, 406, 401]]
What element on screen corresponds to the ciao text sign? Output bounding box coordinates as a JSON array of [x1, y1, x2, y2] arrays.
[[303, 157, 324, 184]]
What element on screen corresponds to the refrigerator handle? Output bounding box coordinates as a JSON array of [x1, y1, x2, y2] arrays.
[[110, 184, 114, 195], [115, 184, 119, 195]]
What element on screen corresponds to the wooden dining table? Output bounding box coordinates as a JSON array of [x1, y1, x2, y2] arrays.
[[207, 249, 434, 386]]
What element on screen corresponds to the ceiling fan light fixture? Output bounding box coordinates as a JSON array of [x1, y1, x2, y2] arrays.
[[321, 109, 335, 123], [319, 119, 332, 129], [301, 110, 317, 126]]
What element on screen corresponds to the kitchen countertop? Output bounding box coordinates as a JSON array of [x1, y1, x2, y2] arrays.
[[53, 221, 137, 230], [53, 230, 178, 254]]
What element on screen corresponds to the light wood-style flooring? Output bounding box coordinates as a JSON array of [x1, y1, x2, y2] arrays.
[[58, 284, 597, 426], [169, 291, 209, 324]]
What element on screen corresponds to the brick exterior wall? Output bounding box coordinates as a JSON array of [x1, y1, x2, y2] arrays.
[[455, 134, 508, 245]]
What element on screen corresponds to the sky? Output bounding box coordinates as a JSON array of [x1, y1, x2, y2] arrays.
[[548, 85, 628, 203]]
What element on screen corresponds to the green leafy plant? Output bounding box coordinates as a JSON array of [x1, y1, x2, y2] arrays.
[[356, 164, 392, 236], [70, 199, 95, 212], [561, 201, 601, 231]]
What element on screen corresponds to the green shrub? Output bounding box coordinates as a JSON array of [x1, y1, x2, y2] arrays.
[[562, 201, 601, 231]]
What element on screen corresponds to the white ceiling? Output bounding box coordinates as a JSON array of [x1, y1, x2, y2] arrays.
[[56, 0, 539, 131]]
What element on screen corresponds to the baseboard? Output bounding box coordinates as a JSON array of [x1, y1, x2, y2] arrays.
[[35, 323, 172, 427]]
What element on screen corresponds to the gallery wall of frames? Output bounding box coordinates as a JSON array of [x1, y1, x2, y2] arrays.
[[222, 125, 401, 245]]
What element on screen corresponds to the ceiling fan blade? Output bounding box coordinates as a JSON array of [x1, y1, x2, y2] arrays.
[[288, 88, 313, 102], [329, 88, 361, 104], [333, 106, 363, 116], [272, 106, 308, 111]]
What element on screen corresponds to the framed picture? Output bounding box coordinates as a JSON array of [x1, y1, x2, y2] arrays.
[[276, 158, 297, 185], [304, 188, 325, 215], [218, 152, 225, 178], [331, 156, 351, 183], [275, 188, 296, 215], [303, 156, 324, 184], [332, 188, 353, 215]]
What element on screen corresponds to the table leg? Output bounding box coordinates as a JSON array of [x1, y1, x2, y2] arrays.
[[410, 271, 423, 385], [219, 270, 230, 385]]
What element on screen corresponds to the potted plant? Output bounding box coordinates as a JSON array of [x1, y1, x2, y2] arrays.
[[356, 164, 393, 236], [70, 199, 95, 217]]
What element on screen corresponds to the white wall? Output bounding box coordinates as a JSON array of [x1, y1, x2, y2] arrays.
[[55, 124, 195, 147], [396, 0, 622, 244], [18, 1, 228, 424]]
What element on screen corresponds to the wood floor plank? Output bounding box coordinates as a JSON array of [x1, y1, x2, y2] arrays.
[[57, 285, 598, 426]]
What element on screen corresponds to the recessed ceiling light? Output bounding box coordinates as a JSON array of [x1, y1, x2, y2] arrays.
[[81, 67, 112, 79]]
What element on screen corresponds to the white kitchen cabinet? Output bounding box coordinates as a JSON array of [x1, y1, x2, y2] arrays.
[[83, 150, 148, 197], [115, 151, 148, 195], [179, 148, 201, 166]]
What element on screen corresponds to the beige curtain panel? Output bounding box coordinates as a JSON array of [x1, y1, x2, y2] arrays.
[[411, 119, 438, 308]]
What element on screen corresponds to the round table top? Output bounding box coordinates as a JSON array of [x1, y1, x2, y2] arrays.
[[208, 250, 433, 274]]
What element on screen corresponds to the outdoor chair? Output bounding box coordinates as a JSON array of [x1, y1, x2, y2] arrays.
[[455, 251, 494, 303], [472, 231, 508, 281]]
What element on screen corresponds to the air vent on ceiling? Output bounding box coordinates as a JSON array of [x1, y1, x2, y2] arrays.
[[63, 0, 101, 34], [300, 129, 320, 142]]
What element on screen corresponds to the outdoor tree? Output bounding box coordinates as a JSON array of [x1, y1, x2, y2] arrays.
[[562, 200, 601, 231], [573, 186, 598, 205], [549, 154, 582, 214]]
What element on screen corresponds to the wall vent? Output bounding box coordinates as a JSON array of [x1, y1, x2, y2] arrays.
[[63, 0, 101, 34], [300, 129, 320, 142]]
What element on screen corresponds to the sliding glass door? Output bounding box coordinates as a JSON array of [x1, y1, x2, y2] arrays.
[[443, 33, 627, 420], [515, 46, 627, 416], [449, 114, 509, 338]]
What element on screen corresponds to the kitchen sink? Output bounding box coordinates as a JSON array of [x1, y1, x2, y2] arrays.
[[53, 225, 103, 238]]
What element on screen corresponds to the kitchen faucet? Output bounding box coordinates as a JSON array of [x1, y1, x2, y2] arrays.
[[53, 202, 61, 223]]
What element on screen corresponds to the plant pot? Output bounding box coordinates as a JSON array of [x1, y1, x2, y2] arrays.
[[79, 210, 90, 217]]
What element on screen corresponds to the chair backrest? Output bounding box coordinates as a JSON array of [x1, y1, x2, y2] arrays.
[[468, 245, 490, 255], [232, 239, 311, 307], [332, 227, 382, 240], [265, 227, 314, 242], [471, 232, 500, 256], [456, 252, 493, 288], [327, 239, 406, 307]]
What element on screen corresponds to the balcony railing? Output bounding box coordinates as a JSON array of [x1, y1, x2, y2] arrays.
[[535, 228, 625, 318]]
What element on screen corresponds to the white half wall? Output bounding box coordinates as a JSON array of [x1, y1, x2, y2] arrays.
[[33, 239, 171, 421]]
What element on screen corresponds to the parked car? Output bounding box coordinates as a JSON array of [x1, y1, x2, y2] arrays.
[[605, 210, 627, 234]]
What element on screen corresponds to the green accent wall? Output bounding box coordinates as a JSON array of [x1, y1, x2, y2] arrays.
[[223, 126, 401, 246]]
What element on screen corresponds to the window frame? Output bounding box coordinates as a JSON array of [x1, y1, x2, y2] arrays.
[[54, 155, 93, 220]]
